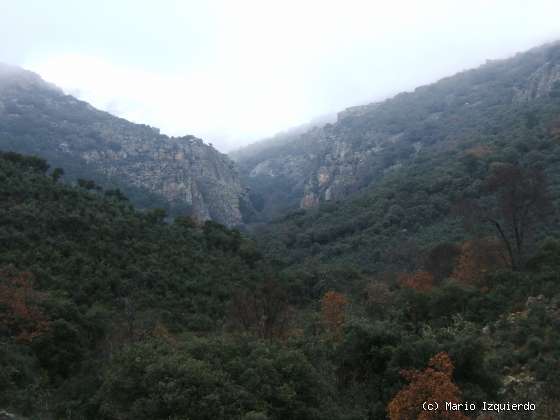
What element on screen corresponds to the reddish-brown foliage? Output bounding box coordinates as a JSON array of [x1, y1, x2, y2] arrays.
[[0, 269, 49, 343], [455, 164, 551, 270], [321, 291, 348, 338], [451, 238, 506, 286], [398, 271, 434, 292], [387, 352, 467, 420]]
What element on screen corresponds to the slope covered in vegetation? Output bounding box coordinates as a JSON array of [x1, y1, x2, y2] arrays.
[[3, 42, 560, 420], [2, 150, 560, 419], [237, 41, 560, 224], [0, 151, 335, 419], [250, 42, 560, 276]]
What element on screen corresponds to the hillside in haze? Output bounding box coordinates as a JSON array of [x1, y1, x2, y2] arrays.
[[3, 38, 560, 419], [0, 63, 251, 226], [237, 42, 560, 276], [235, 41, 560, 223]]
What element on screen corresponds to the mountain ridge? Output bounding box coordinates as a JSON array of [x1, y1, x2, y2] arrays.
[[234, 40, 560, 222], [0, 63, 251, 226], [237, 41, 560, 273]]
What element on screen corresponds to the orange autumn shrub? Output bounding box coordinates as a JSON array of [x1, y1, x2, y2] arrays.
[[451, 238, 506, 286], [0, 269, 49, 343], [321, 291, 348, 338], [388, 352, 467, 420]]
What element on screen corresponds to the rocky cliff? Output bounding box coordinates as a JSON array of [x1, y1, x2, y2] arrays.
[[0, 63, 249, 226], [234, 41, 560, 221]]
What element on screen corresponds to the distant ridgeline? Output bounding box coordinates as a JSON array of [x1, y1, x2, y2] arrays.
[[234, 42, 560, 272], [0, 63, 252, 226], [234, 41, 560, 221], [4, 37, 560, 417]]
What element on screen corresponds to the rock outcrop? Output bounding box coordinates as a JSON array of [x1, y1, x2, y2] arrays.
[[0, 63, 249, 226], [234, 41, 560, 220]]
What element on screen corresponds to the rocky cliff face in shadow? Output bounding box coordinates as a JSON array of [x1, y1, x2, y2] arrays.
[[0, 63, 249, 226]]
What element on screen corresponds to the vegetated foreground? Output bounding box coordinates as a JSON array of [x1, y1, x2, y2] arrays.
[[1, 143, 560, 420], [2, 40, 560, 420]]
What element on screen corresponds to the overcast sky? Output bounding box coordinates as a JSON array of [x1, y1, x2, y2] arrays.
[[1, 1, 560, 151]]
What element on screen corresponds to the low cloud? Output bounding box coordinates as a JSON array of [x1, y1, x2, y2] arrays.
[[7, 0, 559, 151]]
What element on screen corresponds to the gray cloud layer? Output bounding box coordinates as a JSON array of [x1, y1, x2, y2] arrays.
[[1, 0, 559, 151]]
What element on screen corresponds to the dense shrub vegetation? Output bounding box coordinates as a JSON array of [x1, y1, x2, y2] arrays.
[[251, 78, 560, 273], [0, 152, 337, 419], [2, 144, 560, 418], [2, 42, 560, 419]]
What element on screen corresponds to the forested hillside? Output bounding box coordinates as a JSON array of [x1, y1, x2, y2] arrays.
[[2, 147, 560, 418], [0, 151, 342, 419], [236, 41, 560, 223], [246, 42, 560, 276], [3, 41, 560, 419], [233, 41, 560, 418]]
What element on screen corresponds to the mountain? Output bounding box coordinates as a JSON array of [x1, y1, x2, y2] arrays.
[[238, 42, 560, 272], [0, 63, 250, 226], [4, 43, 560, 419], [235, 41, 560, 222]]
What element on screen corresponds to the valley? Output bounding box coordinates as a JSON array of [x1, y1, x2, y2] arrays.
[[2, 41, 560, 419]]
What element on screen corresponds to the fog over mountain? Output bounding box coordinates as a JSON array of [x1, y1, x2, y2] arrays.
[[1, 0, 560, 151], [5, 4, 560, 419]]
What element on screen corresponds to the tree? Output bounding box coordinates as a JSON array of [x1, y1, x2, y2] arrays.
[[451, 238, 506, 286], [486, 164, 551, 270], [321, 291, 348, 338], [460, 164, 551, 270], [231, 280, 293, 340], [384, 239, 422, 272], [364, 280, 393, 316], [104, 188, 129, 201], [387, 352, 468, 419], [51, 167, 64, 182], [77, 178, 100, 191], [145, 208, 167, 224], [0, 151, 49, 173], [423, 243, 461, 283], [398, 271, 434, 292], [0, 268, 49, 343]]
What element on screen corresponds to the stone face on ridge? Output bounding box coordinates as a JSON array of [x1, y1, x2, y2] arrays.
[[0, 63, 249, 226], [515, 62, 560, 101], [233, 41, 560, 221]]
